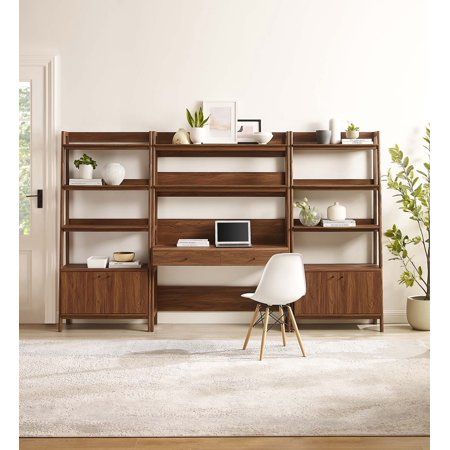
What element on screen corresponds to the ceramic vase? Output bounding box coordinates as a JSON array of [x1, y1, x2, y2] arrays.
[[78, 164, 93, 179], [329, 118, 341, 144], [172, 128, 191, 144], [327, 202, 346, 221], [103, 163, 125, 185], [190, 127, 205, 145], [316, 130, 331, 144]]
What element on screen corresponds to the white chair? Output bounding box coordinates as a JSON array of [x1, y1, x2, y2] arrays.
[[242, 253, 307, 360]]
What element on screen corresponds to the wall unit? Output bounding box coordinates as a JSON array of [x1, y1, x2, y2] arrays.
[[58, 132, 153, 331], [58, 130, 382, 331]]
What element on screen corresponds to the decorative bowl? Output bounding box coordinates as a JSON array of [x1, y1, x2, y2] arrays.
[[113, 252, 135, 262], [253, 132, 273, 145]]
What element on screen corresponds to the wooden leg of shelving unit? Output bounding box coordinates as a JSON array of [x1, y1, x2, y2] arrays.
[[57, 317, 62, 332], [287, 306, 306, 357], [279, 306, 287, 347], [66, 319, 72, 325], [243, 304, 260, 350], [259, 307, 270, 361], [154, 312, 158, 325], [380, 315, 384, 332]]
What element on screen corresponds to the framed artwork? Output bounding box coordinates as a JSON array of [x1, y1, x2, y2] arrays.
[[202, 101, 237, 143], [237, 119, 262, 143]]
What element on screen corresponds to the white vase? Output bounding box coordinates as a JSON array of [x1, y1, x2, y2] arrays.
[[172, 128, 191, 144], [190, 127, 205, 145], [407, 295, 430, 331], [103, 163, 125, 185], [327, 202, 346, 221], [78, 164, 93, 179], [329, 118, 341, 144]]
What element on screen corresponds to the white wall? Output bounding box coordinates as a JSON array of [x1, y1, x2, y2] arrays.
[[20, 0, 428, 323]]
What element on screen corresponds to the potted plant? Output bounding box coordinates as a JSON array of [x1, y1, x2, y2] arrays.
[[74, 153, 97, 179], [186, 107, 210, 144], [384, 127, 430, 330], [346, 122, 360, 139], [294, 198, 321, 227]]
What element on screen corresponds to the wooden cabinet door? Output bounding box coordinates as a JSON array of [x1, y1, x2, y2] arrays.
[[338, 271, 382, 314], [86, 272, 114, 314], [60, 272, 87, 314], [113, 272, 148, 314], [295, 272, 339, 315]]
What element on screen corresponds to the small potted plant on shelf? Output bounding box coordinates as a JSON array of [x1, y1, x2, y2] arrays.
[[346, 122, 360, 139], [186, 106, 210, 144], [74, 153, 97, 179], [294, 198, 321, 227], [384, 126, 430, 330]]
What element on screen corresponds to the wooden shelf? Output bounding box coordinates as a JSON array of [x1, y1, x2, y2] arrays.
[[62, 218, 149, 232], [61, 263, 148, 272], [155, 144, 287, 157], [304, 263, 381, 272], [63, 179, 149, 190], [293, 219, 379, 232], [155, 185, 287, 197], [293, 144, 377, 151], [293, 179, 378, 190], [63, 143, 149, 150]]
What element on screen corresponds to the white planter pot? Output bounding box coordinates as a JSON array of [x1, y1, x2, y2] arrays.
[[103, 163, 125, 185], [78, 164, 93, 179], [190, 127, 205, 145], [346, 130, 359, 139], [407, 295, 430, 331]]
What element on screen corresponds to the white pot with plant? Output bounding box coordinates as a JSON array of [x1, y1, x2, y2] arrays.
[[186, 107, 210, 144], [346, 122, 360, 139], [74, 153, 97, 179], [385, 127, 430, 331], [294, 198, 321, 227]]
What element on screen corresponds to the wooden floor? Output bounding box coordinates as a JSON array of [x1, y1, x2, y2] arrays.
[[19, 324, 430, 450]]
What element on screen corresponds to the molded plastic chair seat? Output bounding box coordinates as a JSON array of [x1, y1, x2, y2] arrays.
[[241, 253, 307, 360]]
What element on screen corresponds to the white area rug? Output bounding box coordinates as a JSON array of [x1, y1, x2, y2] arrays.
[[20, 338, 429, 437]]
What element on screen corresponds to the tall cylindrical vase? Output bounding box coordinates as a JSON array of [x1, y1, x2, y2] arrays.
[[329, 118, 341, 144]]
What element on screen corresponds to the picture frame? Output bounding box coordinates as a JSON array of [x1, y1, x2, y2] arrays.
[[237, 119, 262, 143], [202, 101, 237, 143]]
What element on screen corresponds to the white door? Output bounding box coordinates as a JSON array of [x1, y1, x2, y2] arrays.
[[19, 65, 48, 323]]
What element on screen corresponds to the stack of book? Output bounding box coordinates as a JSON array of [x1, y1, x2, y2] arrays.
[[322, 219, 356, 228], [108, 260, 141, 268], [69, 179, 103, 186], [341, 139, 373, 145], [177, 239, 210, 247]]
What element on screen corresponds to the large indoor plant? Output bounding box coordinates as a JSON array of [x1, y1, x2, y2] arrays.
[[384, 127, 430, 330]]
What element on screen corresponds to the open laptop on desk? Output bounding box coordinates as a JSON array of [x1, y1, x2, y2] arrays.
[[215, 220, 252, 247]]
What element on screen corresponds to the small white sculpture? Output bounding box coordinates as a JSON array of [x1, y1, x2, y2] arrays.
[[172, 128, 191, 144], [103, 163, 125, 185]]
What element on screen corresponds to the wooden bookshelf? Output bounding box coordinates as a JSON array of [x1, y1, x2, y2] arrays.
[[58, 132, 152, 332]]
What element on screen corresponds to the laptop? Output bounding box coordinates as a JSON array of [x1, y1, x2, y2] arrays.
[[215, 220, 252, 247]]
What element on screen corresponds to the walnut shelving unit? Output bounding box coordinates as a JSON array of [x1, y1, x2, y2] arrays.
[[58, 132, 153, 331], [58, 130, 383, 332]]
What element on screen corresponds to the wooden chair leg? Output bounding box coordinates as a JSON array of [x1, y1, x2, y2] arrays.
[[243, 304, 260, 350], [287, 306, 306, 357], [259, 307, 270, 361], [279, 306, 287, 347]]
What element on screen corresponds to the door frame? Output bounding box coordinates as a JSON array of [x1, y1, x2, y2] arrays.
[[20, 54, 59, 323]]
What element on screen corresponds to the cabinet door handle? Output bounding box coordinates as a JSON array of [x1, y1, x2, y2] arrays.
[[339, 275, 344, 280]]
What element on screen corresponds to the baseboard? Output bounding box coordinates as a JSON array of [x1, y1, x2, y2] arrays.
[[384, 309, 407, 324]]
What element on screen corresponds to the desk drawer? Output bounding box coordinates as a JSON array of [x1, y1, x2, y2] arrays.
[[152, 249, 221, 265], [220, 250, 280, 265]]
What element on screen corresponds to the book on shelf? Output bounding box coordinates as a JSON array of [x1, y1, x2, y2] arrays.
[[177, 239, 210, 247], [341, 139, 374, 145], [69, 178, 103, 185], [322, 219, 356, 228], [108, 260, 141, 268]]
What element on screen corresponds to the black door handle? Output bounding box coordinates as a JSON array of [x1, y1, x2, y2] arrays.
[[26, 189, 43, 208]]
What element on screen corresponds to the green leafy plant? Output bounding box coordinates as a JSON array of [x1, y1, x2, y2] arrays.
[[294, 197, 321, 226], [74, 153, 97, 170], [186, 107, 210, 128], [346, 122, 360, 132], [384, 127, 430, 299]]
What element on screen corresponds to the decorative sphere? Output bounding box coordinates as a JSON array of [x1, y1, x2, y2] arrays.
[[103, 163, 125, 185]]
